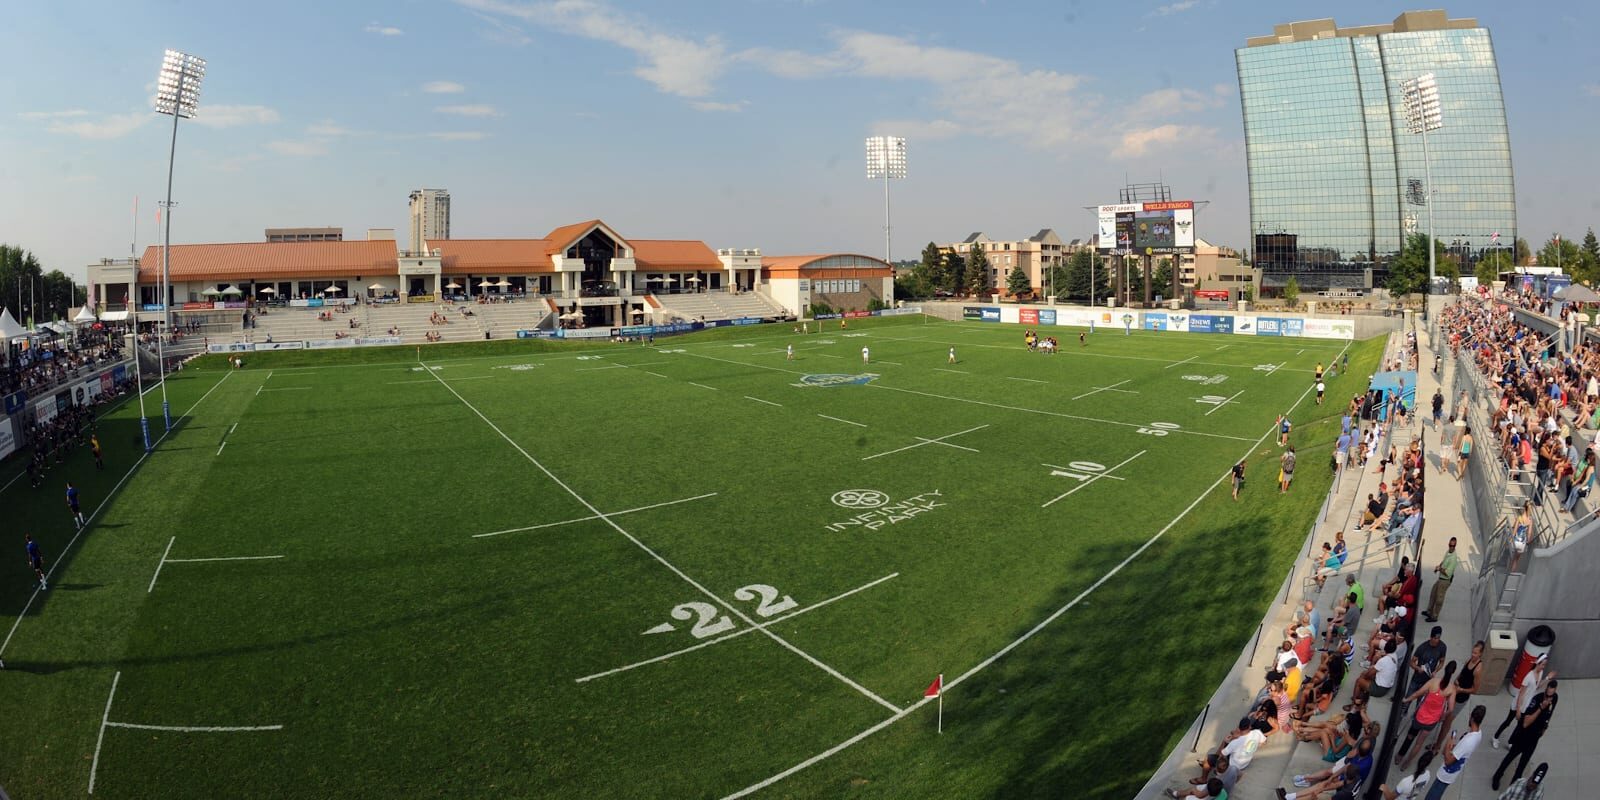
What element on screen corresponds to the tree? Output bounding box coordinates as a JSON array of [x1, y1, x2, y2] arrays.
[[1538, 234, 1583, 277], [1152, 258, 1173, 298], [916, 242, 944, 293], [941, 251, 966, 294], [1579, 228, 1600, 285], [0, 244, 79, 325], [1005, 266, 1031, 299], [1282, 275, 1300, 307], [1514, 237, 1532, 267], [1474, 257, 1499, 288], [1387, 233, 1447, 299], [964, 245, 992, 296]]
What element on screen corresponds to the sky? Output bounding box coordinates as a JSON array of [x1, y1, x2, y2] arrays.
[[2, 0, 1597, 283]]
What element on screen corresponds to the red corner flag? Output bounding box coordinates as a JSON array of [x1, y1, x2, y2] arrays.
[[925, 674, 944, 733]]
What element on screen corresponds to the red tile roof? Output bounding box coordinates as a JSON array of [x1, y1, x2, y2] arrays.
[[431, 239, 553, 275], [761, 254, 894, 278], [137, 241, 398, 282], [632, 239, 721, 269], [543, 219, 614, 256]]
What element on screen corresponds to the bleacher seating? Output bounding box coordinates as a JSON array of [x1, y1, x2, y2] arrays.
[[654, 290, 786, 323]]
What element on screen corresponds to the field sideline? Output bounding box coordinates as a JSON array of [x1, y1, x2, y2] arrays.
[[0, 315, 1383, 798]]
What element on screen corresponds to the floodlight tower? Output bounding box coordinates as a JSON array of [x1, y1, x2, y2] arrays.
[[865, 136, 907, 266], [1401, 72, 1441, 320], [153, 48, 205, 432]]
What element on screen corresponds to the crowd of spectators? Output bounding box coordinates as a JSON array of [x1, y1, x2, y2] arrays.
[[2, 330, 126, 397]]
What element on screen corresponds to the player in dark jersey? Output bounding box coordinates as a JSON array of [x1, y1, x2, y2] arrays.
[[66, 482, 85, 528], [26, 534, 47, 591]]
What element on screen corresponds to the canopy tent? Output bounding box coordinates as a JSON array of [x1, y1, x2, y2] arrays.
[[220, 285, 243, 295], [73, 305, 97, 324], [200, 287, 223, 297], [0, 308, 26, 340], [1555, 283, 1600, 303], [99, 310, 130, 322], [40, 320, 72, 335]]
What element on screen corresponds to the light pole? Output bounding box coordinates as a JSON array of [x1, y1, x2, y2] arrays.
[[1402, 72, 1441, 320], [865, 136, 907, 267], [153, 49, 206, 431]]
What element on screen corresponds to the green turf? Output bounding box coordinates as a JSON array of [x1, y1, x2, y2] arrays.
[[0, 315, 1383, 798]]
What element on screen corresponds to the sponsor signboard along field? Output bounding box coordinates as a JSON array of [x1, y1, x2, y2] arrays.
[[0, 315, 1381, 799]]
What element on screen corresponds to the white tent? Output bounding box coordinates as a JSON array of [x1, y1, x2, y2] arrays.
[[73, 305, 97, 324], [0, 308, 25, 340], [220, 285, 243, 295]]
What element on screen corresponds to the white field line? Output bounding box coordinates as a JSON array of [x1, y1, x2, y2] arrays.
[[875, 384, 1253, 443], [1041, 450, 1146, 508], [1006, 376, 1047, 384], [1297, 348, 1306, 355], [88, 670, 121, 794], [263, 370, 274, 383], [229, 423, 238, 435], [472, 493, 719, 539], [914, 436, 979, 453], [688, 382, 718, 391], [719, 340, 1351, 799], [445, 375, 495, 381], [163, 555, 284, 563], [575, 573, 900, 683], [643, 372, 669, 378], [814, 353, 845, 359], [861, 424, 988, 461], [215, 441, 227, 456], [1164, 355, 1198, 369], [1216, 345, 1232, 351], [104, 722, 283, 732], [817, 414, 868, 428], [146, 537, 175, 593], [871, 360, 903, 366], [419, 360, 900, 713], [1070, 379, 1135, 401], [1042, 463, 1125, 481], [860, 332, 1321, 372], [744, 396, 782, 407], [385, 379, 437, 385], [257, 386, 310, 392], [576, 365, 627, 372], [1204, 389, 1247, 417], [0, 389, 144, 492], [933, 368, 969, 374]]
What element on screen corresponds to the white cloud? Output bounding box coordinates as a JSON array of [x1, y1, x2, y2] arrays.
[[365, 22, 404, 36], [1111, 124, 1217, 159], [459, 0, 727, 97], [435, 104, 502, 117], [1151, 1, 1199, 16], [470, 10, 533, 45], [427, 131, 491, 141], [689, 100, 746, 113], [41, 112, 151, 140], [870, 119, 962, 141], [266, 139, 330, 157], [192, 104, 281, 128], [18, 110, 91, 120], [306, 121, 360, 137], [422, 81, 467, 94], [1135, 87, 1227, 115], [733, 47, 841, 79]]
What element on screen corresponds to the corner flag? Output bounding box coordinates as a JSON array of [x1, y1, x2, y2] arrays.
[[925, 674, 943, 733]]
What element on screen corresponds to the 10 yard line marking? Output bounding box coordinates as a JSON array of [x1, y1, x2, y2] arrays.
[[861, 424, 988, 461], [719, 341, 1351, 800], [106, 722, 284, 732], [576, 572, 900, 683], [1204, 389, 1246, 416], [1041, 450, 1146, 508], [744, 396, 782, 407], [420, 359, 900, 713], [817, 414, 867, 428], [873, 384, 1253, 442], [1070, 379, 1135, 401], [644, 371, 669, 378], [164, 555, 284, 563]]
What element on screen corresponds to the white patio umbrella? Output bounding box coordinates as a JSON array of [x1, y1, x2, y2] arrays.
[[258, 286, 278, 295], [560, 310, 584, 320], [477, 280, 494, 288], [324, 285, 344, 294], [220, 285, 243, 295], [368, 283, 386, 291], [686, 276, 701, 284], [646, 275, 665, 283], [445, 281, 463, 290], [496, 279, 513, 288], [200, 287, 222, 296], [631, 308, 649, 317]]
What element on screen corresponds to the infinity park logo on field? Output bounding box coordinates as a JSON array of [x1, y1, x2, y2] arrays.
[[824, 489, 946, 533], [792, 373, 879, 388]]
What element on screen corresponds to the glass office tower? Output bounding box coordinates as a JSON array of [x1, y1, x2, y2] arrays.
[[1236, 11, 1516, 292]]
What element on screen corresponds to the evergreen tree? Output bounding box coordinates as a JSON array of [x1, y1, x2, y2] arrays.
[[1005, 266, 1031, 299], [964, 245, 992, 296], [1152, 258, 1173, 298], [1580, 228, 1600, 285], [1538, 235, 1583, 276], [1387, 233, 1446, 299], [1514, 236, 1532, 267], [1283, 275, 1300, 307], [917, 242, 944, 293], [942, 251, 966, 294]]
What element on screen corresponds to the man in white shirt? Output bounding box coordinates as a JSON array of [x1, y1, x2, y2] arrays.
[[1492, 655, 1555, 748], [1422, 705, 1484, 799]]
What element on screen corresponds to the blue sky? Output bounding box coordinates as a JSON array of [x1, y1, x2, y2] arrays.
[[3, 0, 1597, 282]]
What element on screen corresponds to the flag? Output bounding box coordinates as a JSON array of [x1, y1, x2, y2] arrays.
[[924, 675, 942, 697], [1491, 232, 1501, 243]]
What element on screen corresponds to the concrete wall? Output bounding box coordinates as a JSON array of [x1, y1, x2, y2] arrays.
[[1511, 525, 1600, 678], [915, 301, 1401, 339]]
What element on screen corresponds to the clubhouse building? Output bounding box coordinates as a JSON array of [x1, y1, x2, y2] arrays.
[[87, 219, 895, 328]]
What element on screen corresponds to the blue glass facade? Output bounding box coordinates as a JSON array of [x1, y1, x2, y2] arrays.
[[1237, 27, 1516, 291]]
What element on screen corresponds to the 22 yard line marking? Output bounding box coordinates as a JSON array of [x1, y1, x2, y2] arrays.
[[744, 396, 783, 407], [817, 414, 867, 428], [861, 424, 988, 461], [1041, 450, 1146, 508], [104, 722, 284, 732], [718, 340, 1351, 800], [1069, 379, 1136, 401], [418, 359, 901, 713], [575, 572, 900, 683], [1204, 389, 1246, 416], [164, 555, 284, 563], [4, 366, 230, 646], [471, 493, 719, 539]]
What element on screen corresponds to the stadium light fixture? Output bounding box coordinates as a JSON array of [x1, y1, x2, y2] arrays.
[[1401, 73, 1441, 318], [153, 49, 206, 432], [865, 136, 907, 266]]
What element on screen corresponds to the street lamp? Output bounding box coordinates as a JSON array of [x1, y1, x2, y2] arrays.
[[1401, 72, 1441, 319], [153, 48, 205, 434], [865, 136, 907, 267]]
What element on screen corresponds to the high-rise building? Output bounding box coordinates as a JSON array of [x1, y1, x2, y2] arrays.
[[1236, 10, 1516, 292], [408, 189, 450, 253]]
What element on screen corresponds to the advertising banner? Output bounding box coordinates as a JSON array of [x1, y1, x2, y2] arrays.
[[181, 301, 212, 310], [1097, 203, 1140, 253], [980, 308, 1000, 322], [1232, 315, 1257, 335], [3, 391, 25, 416], [1212, 315, 1235, 334], [1256, 317, 1283, 336], [101, 372, 115, 395], [355, 336, 403, 347], [1189, 315, 1213, 334], [35, 396, 58, 425], [962, 306, 985, 320], [555, 328, 613, 339], [113, 365, 126, 384], [0, 418, 14, 460], [731, 317, 765, 325], [873, 306, 923, 317], [1302, 319, 1356, 340], [1019, 308, 1039, 325], [1038, 309, 1056, 326], [1143, 311, 1168, 331], [516, 329, 556, 339], [222, 301, 248, 309], [254, 341, 306, 351], [1000, 306, 1020, 324], [1167, 313, 1191, 333], [141, 303, 166, 312], [1282, 318, 1305, 337], [407, 294, 436, 304], [207, 342, 255, 353], [307, 338, 358, 350], [288, 298, 325, 308], [843, 310, 871, 319]]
